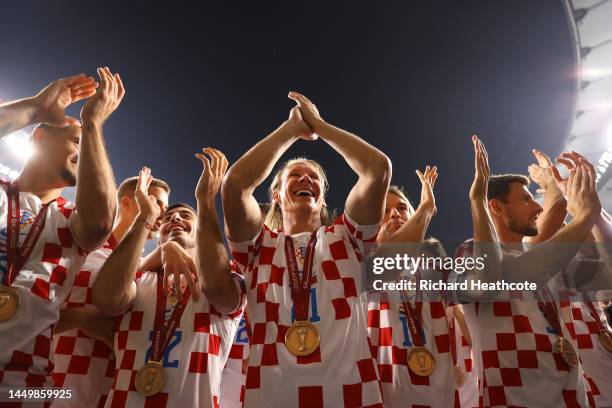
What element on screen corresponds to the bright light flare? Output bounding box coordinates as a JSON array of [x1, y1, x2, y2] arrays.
[[581, 68, 612, 80], [4, 130, 33, 161]]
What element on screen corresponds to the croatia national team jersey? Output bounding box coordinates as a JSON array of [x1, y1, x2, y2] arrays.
[[455, 312, 478, 408], [51, 238, 117, 408], [0, 188, 85, 392], [105, 270, 245, 408], [562, 299, 612, 407], [456, 241, 593, 408], [366, 288, 458, 407], [229, 213, 383, 408], [219, 315, 250, 408]]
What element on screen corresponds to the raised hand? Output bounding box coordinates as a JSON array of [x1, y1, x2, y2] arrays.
[[161, 241, 200, 302], [134, 167, 161, 223], [288, 91, 324, 133], [528, 149, 556, 193], [565, 160, 602, 222], [286, 105, 317, 140], [416, 165, 438, 215], [195, 147, 230, 204], [81, 67, 125, 128], [32, 74, 98, 127], [469, 135, 490, 203]]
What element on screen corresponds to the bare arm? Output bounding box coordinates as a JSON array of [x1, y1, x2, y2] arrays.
[[54, 308, 114, 348], [0, 74, 96, 138], [196, 148, 240, 312], [289, 92, 391, 225], [221, 107, 313, 242], [71, 68, 124, 251], [93, 167, 160, 316]]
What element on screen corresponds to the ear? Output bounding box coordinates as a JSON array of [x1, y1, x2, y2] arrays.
[[119, 195, 133, 212], [272, 190, 281, 204], [488, 199, 503, 217]]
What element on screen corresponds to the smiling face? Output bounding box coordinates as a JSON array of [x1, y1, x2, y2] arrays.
[[32, 125, 82, 187], [491, 182, 543, 237], [273, 161, 326, 217], [378, 191, 413, 243], [158, 206, 197, 249]]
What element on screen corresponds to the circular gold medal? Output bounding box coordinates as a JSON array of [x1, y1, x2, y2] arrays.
[[557, 337, 578, 368], [135, 361, 166, 396], [598, 331, 612, 353], [0, 286, 19, 323], [407, 346, 436, 376], [285, 321, 320, 357], [454, 365, 466, 387]]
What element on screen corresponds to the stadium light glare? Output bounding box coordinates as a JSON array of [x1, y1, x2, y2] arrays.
[[4, 130, 34, 161]]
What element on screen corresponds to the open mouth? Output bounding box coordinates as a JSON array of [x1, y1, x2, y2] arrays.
[[169, 225, 186, 233], [293, 189, 316, 198]]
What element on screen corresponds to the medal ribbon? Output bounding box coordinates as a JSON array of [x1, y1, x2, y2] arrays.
[[583, 296, 609, 333], [284, 233, 317, 321], [2, 181, 51, 286], [448, 310, 459, 366], [535, 285, 564, 336], [150, 272, 191, 362], [400, 269, 425, 347]]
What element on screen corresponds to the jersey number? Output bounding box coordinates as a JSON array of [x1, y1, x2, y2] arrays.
[[145, 330, 182, 368]]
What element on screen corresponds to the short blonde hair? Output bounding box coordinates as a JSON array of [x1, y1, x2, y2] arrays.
[[387, 185, 415, 216], [264, 158, 332, 230]]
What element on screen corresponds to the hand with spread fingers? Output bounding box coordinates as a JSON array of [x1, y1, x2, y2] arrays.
[[195, 147, 230, 205], [32, 74, 98, 127], [81, 67, 125, 128], [416, 165, 438, 215], [288, 91, 324, 137], [161, 241, 200, 303], [469, 135, 490, 203]]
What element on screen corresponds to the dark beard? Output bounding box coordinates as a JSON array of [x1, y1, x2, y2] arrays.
[[61, 168, 77, 187], [508, 219, 538, 237]]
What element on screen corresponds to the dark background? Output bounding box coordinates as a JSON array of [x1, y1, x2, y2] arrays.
[[0, 0, 578, 243]]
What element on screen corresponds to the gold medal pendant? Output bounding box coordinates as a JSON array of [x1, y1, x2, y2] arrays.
[[407, 346, 436, 376], [454, 365, 466, 387], [598, 331, 612, 353], [135, 361, 166, 396], [0, 286, 19, 323], [285, 320, 320, 357], [557, 337, 578, 368]]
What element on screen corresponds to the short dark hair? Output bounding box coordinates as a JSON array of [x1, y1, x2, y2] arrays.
[[487, 174, 530, 202], [165, 203, 196, 215], [117, 176, 171, 200]]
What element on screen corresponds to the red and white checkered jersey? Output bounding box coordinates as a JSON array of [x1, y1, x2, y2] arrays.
[[366, 289, 458, 407], [51, 237, 117, 408], [220, 314, 249, 408], [0, 189, 85, 390], [455, 241, 593, 408], [105, 270, 245, 408], [562, 300, 612, 407], [229, 213, 383, 408]]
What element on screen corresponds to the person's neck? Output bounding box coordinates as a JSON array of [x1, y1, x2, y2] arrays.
[[14, 164, 64, 204], [282, 209, 321, 235]]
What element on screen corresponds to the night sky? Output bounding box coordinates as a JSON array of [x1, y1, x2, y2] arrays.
[[0, 0, 578, 244]]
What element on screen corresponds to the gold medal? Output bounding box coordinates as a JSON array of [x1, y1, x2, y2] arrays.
[[135, 361, 166, 396], [557, 337, 578, 368], [0, 286, 19, 323], [454, 365, 466, 387], [285, 320, 320, 357], [598, 331, 612, 353], [407, 346, 436, 376]]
